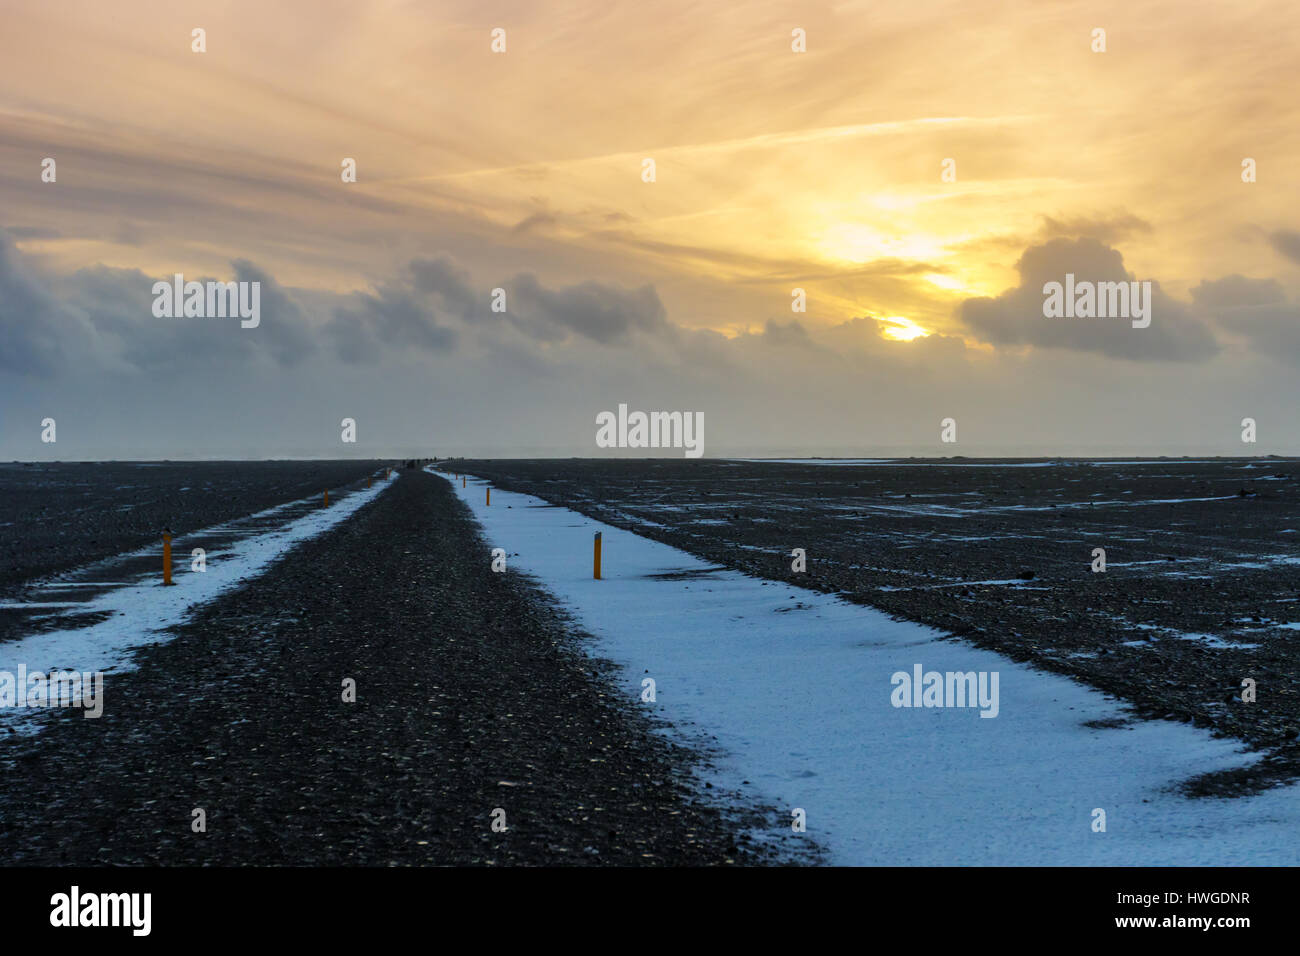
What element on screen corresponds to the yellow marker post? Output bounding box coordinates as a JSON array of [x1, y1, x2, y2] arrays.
[[162, 531, 175, 586], [462, 476, 466, 488], [486, 487, 491, 506], [367, 476, 371, 488], [593, 532, 602, 580]]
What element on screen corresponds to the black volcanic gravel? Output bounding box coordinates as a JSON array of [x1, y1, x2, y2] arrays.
[[0, 460, 383, 597], [444, 457, 1300, 798], [0, 470, 787, 865]]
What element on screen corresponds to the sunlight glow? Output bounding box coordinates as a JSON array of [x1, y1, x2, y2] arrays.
[[880, 316, 930, 341]]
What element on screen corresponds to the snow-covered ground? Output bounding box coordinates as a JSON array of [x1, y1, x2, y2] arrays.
[[445, 470, 1300, 865], [0, 473, 395, 734]]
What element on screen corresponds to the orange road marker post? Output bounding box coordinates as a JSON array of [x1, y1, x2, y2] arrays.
[[367, 476, 371, 488], [324, 489, 330, 507], [593, 532, 602, 580], [162, 530, 175, 586], [462, 476, 466, 488]]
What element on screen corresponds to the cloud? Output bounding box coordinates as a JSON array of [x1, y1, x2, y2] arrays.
[[356, 256, 675, 349], [0, 236, 71, 375], [3, 226, 61, 240], [1038, 213, 1153, 244], [1268, 230, 1300, 266], [1192, 274, 1300, 365], [408, 256, 479, 318], [959, 237, 1220, 362], [230, 260, 319, 366], [64, 265, 307, 374], [0, 235, 320, 377], [760, 318, 814, 348], [505, 273, 668, 345], [0, 235, 691, 382], [1216, 303, 1300, 365], [327, 284, 458, 364], [1190, 275, 1286, 308], [511, 211, 559, 235]]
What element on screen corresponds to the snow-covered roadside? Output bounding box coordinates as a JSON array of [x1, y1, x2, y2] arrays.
[[0, 473, 396, 735], [443, 470, 1300, 865]]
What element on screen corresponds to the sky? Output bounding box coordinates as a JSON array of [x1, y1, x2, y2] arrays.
[[1, 0, 1299, 459]]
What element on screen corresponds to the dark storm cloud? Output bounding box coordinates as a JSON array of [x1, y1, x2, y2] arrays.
[[350, 263, 674, 354], [959, 237, 1220, 362], [1191, 274, 1300, 365], [1220, 305, 1300, 362], [0, 236, 72, 375], [0, 235, 318, 377], [408, 257, 479, 318], [230, 260, 319, 366], [1190, 275, 1286, 308], [1, 235, 687, 383], [723, 318, 819, 352], [327, 285, 458, 364], [505, 273, 668, 345], [1268, 230, 1300, 266], [759, 319, 813, 347], [65, 261, 318, 373]]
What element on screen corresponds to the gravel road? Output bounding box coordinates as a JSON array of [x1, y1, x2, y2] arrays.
[[0, 469, 783, 865]]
